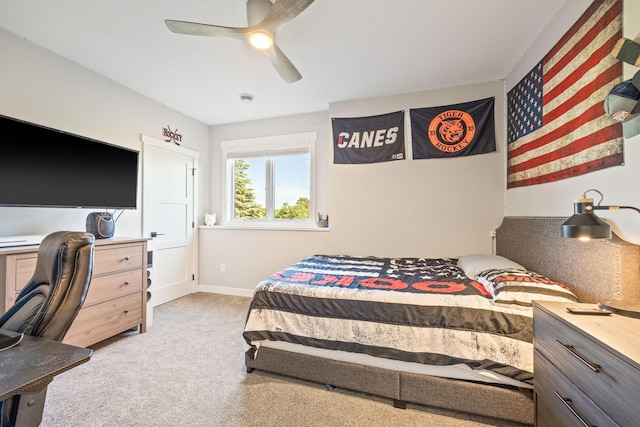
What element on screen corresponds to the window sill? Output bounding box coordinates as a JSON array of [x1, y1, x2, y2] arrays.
[[198, 224, 329, 232]]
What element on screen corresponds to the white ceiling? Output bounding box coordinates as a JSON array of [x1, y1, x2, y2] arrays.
[[0, 0, 572, 126]]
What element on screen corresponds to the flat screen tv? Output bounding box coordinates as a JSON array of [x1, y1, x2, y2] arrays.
[[0, 114, 139, 209]]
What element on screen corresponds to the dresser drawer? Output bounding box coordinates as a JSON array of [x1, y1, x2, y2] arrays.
[[534, 349, 615, 427], [13, 255, 37, 292], [535, 308, 640, 425], [64, 292, 142, 347], [93, 243, 144, 275], [84, 269, 143, 307], [2, 252, 38, 308]]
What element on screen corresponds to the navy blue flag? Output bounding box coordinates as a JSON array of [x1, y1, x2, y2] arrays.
[[332, 111, 405, 164], [410, 97, 496, 159]]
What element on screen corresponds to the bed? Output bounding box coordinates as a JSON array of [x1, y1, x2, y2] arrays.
[[242, 217, 640, 425]]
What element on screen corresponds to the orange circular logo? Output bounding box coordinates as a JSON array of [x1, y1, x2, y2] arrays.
[[427, 110, 476, 153]]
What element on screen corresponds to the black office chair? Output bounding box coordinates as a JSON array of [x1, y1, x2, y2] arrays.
[[0, 231, 94, 427]]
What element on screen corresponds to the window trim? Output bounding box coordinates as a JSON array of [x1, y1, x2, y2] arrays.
[[221, 132, 317, 228]]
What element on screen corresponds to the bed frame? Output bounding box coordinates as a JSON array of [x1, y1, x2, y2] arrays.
[[245, 216, 640, 425]]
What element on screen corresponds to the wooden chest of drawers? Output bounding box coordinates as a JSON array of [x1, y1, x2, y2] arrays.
[[533, 301, 640, 427], [0, 237, 148, 347]]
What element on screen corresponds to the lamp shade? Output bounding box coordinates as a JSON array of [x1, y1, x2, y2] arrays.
[[561, 212, 611, 239]]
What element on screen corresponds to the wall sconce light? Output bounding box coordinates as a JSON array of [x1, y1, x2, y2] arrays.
[[562, 189, 640, 317]]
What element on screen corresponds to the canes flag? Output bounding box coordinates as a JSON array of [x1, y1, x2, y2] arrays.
[[411, 97, 496, 159], [332, 111, 405, 164]]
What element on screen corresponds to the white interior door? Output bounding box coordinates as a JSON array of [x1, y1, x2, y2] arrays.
[[142, 135, 198, 307]]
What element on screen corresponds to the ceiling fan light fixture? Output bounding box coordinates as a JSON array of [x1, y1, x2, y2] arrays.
[[248, 31, 273, 50], [165, 0, 315, 83]]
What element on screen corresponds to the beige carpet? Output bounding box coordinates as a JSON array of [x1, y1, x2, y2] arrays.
[[42, 293, 527, 427]]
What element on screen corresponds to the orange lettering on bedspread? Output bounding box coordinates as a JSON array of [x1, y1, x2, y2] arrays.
[[469, 280, 492, 296], [272, 270, 490, 296], [411, 281, 466, 293], [270, 271, 284, 279], [358, 277, 408, 290], [311, 275, 355, 287], [409, 280, 490, 296], [286, 272, 316, 282]]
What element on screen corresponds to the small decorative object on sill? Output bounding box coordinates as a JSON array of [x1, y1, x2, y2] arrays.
[[204, 213, 216, 227], [316, 212, 329, 228]]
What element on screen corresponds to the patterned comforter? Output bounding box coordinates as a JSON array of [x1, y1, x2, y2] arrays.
[[243, 255, 535, 384]]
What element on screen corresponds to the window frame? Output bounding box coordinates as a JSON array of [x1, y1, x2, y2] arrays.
[[221, 132, 317, 229]]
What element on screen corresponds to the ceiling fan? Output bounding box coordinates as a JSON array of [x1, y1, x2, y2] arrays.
[[165, 0, 315, 83]]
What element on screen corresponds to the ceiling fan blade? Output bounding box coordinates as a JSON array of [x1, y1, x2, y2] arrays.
[[259, 0, 315, 34], [263, 43, 302, 83], [165, 1, 313, 84], [165, 20, 247, 41]]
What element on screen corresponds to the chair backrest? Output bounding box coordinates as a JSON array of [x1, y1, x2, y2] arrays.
[[0, 231, 94, 341]]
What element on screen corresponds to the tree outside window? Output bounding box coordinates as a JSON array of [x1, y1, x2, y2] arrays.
[[222, 132, 316, 226]]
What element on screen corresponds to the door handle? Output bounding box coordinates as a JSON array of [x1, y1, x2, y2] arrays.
[[150, 231, 165, 238]]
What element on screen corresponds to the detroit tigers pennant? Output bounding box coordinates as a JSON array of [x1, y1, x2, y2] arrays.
[[332, 111, 405, 164], [410, 97, 496, 159]]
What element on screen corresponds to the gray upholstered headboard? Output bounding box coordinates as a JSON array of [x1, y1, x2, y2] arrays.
[[495, 216, 640, 304]]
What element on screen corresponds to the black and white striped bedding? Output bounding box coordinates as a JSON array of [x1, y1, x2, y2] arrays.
[[243, 255, 536, 385]]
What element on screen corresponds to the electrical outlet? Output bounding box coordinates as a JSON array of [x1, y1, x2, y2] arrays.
[[220, 263, 226, 272]]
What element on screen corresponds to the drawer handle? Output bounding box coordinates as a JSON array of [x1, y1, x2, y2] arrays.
[[123, 256, 130, 262], [554, 391, 595, 427], [123, 281, 130, 287], [556, 340, 601, 373], [124, 309, 129, 315]]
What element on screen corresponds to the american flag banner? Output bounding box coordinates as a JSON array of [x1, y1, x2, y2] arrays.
[[506, 0, 623, 188]]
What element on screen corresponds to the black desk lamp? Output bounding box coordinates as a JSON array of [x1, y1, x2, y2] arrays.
[[562, 189, 640, 318]]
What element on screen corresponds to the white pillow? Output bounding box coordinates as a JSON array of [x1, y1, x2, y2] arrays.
[[457, 254, 525, 279]]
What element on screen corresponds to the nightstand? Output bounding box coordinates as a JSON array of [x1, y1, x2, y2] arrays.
[[533, 301, 640, 426]]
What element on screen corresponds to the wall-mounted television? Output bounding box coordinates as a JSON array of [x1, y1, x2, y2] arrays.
[[0, 114, 139, 209]]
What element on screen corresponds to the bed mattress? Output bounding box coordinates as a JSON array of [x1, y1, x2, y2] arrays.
[[243, 254, 535, 385]]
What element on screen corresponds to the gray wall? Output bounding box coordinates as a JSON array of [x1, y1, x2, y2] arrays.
[[504, 0, 640, 244], [0, 29, 211, 238], [200, 81, 505, 295]]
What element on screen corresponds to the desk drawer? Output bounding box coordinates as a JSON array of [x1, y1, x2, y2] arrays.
[[93, 244, 144, 275], [535, 308, 640, 424], [64, 292, 142, 347]]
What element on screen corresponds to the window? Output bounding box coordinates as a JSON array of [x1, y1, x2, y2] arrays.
[[221, 132, 316, 227]]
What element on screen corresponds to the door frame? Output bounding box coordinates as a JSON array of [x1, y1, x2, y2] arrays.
[[140, 134, 199, 306]]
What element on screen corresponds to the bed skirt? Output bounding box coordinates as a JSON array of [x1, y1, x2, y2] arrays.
[[245, 346, 534, 425]]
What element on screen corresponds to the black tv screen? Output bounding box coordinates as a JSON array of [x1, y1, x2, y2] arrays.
[[0, 114, 139, 209]]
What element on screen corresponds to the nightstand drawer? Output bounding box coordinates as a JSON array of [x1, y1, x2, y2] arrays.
[[534, 349, 615, 427], [535, 308, 640, 424]]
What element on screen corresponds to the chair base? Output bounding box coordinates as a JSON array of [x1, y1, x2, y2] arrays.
[[2, 387, 47, 427]]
